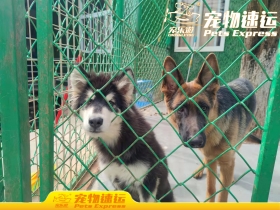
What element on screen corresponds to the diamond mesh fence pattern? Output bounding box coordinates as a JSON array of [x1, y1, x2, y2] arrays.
[[52, 0, 97, 192], [25, 0, 40, 198], [0, 0, 279, 203], [22, 0, 173, 200], [50, 0, 173, 196]]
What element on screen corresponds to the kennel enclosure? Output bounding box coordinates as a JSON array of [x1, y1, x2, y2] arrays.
[[0, 0, 280, 203]]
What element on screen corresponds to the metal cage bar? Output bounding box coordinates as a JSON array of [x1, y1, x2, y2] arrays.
[[113, 0, 124, 69], [251, 40, 280, 202], [0, 0, 32, 202], [37, 0, 55, 202]]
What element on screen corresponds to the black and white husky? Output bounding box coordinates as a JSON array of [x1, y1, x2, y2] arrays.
[[70, 66, 174, 202]]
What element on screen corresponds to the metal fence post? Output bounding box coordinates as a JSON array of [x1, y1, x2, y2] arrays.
[[166, 0, 175, 49], [0, 0, 32, 202], [251, 41, 280, 202], [113, 0, 124, 69], [37, 0, 55, 201], [134, 0, 142, 80]]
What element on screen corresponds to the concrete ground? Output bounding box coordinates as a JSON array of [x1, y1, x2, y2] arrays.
[[92, 101, 280, 202]]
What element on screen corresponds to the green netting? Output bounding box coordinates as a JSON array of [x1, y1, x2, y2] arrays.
[[49, 0, 173, 194], [44, 0, 279, 203], [0, 0, 279, 203], [25, 0, 40, 199], [25, 0, 98, 198], [51, 0, 97, 192]]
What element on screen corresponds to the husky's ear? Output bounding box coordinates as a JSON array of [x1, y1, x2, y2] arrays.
[[196, 53, 220, 93], [114, 68, 135, 104], [69, 65, 90, 110], [70, 65, 90, 94], [161, 56, 184, 97]]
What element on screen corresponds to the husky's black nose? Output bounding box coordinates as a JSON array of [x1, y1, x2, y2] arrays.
[[89, 117, 103, 129]]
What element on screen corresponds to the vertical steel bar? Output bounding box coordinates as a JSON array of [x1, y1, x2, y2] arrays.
[[0, 0, 32, 202], [166, 0, 176, 48], [113, 0, 124, 69], [136, 0, 142, 37], [251, 41, 280, 202], [36, 0, 55, 201], [134, 0, 142, 80]]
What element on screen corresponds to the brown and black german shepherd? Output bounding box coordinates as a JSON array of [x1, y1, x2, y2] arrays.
[[161, 53, 257, 202]]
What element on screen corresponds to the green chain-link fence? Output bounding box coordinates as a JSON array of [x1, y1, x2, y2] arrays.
[[0, 0, 279, 203]]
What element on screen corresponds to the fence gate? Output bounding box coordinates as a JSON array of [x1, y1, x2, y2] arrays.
[[0, 0, 279, 203]]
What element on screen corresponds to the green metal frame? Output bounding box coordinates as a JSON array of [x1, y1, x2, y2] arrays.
[[0, 0, 32, 202], [251, 40, 280, 202], [113, 0, 125, 69], [37, 0, 55, 202]]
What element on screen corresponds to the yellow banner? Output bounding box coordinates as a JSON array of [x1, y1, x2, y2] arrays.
[[0, 191, 279, 210]]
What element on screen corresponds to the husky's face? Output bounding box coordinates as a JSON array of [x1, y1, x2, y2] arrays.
[[70, 67, 135, 145], [79, 91, 121, 134]]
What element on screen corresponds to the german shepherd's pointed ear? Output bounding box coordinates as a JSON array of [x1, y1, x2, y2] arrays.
[[70, 65, 90, 94], [196, 53, 220, 93], [114, 68, 136, 104], [161, 56, 184, 97]]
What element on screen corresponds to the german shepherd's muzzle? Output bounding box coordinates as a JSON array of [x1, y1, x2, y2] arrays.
[[177, 104, 207, 148]]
